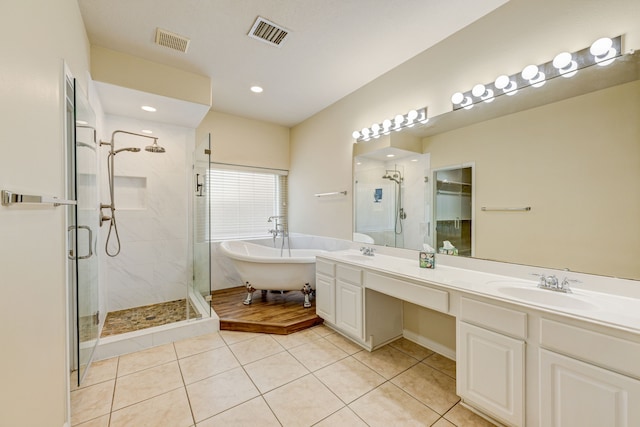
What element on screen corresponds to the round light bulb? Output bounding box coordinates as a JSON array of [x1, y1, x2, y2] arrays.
[[451, 92, 464, 104], [590, 37, 613, 57], [494, 75, 510, 90], [352, 131, 361, 139], [553, 52, 572, 69], [361, 128, 370, 137], [394, 115, 404, 129], [371, 123, 381, 132], [472, 84, 486, 97], [407, 110, 418, 121], [382, 119, 392, 133], [521, 65, 539, 81]]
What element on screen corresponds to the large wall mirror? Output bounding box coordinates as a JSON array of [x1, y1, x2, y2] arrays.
[[354, 51, 640, 281]]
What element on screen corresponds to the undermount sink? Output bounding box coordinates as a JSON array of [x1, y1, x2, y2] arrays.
[[341, 254, 374, 262], [492, 285, 599, 311]]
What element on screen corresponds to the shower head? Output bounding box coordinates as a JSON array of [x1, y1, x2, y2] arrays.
[[382, 170, 402, 184], [113, 147, 141, 154], [145, 139, 166, 153]]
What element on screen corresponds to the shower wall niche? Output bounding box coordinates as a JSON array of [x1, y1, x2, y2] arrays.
[[112, 176, 147, 210]]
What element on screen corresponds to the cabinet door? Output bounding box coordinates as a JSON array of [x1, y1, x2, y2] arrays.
[[315, 274, 335, 324], [457, 321, 525, 426], [336, 280, 363, 339], [540, 349, 640, 427]]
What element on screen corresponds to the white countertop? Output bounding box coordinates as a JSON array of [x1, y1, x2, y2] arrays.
[[318, 250, 640, 335]]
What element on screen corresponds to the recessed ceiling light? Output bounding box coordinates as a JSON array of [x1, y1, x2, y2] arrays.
[[141, 105, 156, 112], [141, 129, 153, 134], [386, 154, 395, 158], [250, 86, 264, 93]]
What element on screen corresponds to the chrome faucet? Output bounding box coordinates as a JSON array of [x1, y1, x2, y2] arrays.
[[360, 246, 376, 256], [267, 216, 291, 256], [531, 273, 580, 293]]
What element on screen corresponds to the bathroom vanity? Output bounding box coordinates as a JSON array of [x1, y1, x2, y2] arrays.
[[315, 251, 640, 427]]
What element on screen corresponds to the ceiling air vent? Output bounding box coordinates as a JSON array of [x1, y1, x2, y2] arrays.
[[248, 16, 289, 47], [155, 28, 190, 53]]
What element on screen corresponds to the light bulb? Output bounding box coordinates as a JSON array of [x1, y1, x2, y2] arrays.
[[394, 114, 404, 131], [590, 37, 613, 56], [521, 65, 538, 80], [451, 92, 464, 105], [553, 52, 578, 77], [472, 84, 486, 98], [494, 75, 518, 95], [521, 64, 545, 88], [371, 123, 381, 138], [361, 128, 370, 139], [417, 108, 428, 124], [590, 37, 616, 66], [382, 119, 392, 134], [352, 131, 361, 139]]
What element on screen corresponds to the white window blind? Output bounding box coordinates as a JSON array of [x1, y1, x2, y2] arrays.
[[205, 166, 288, 241]]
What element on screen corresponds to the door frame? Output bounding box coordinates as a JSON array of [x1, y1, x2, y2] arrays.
[[431, 162, 476, 257]]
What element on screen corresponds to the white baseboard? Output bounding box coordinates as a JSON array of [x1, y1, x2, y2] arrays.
[[403, 329, 456, 361]]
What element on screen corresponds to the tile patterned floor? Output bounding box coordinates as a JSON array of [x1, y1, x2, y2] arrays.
[[71, 326, 497, 426]]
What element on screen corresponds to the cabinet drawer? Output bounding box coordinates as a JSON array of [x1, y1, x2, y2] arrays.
[[540, 318, 640, 379], [316, 259, 335, 277], [365, 272, 448, 313], [336, 264, 362, 285], [460, 297, 527, 339]]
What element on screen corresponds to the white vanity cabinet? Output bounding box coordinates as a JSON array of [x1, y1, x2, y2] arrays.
[[538, 319, 640, 426], [315, 257, 403, 350], [315, 259, 336, 323], [457, 297, 527, 427], [335, 264, 364, 339]]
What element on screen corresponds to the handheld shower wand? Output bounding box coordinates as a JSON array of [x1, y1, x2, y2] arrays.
[[100, 130, 166, 257]]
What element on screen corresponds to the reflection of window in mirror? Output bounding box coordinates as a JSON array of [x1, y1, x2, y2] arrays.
[[434, 165, 473, 257]]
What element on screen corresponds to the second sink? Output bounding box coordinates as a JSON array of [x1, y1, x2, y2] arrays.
[[494, 286, 598, 311]]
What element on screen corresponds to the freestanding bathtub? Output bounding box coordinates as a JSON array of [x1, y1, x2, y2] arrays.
[[219, 240, 327, 308]]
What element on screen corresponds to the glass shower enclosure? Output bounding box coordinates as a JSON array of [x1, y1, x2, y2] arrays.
[[67, 77, 100, 385], [191, 134, 211, 315]]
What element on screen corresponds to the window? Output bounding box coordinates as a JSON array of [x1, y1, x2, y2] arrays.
[[204, 164, 288, 241]]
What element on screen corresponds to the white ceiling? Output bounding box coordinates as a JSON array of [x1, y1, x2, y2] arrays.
[[78, 0, 508, 127]]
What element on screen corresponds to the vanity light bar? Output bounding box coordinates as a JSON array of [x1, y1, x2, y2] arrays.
[[351, 107, 428, 143], [451, 36, 622, 111]]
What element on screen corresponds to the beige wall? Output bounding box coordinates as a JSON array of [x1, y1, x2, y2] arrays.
[[91, 45, 212, 107], [424, 81, 640, 279], [289, 0, 640, 240], [0, 0, 91, 425], [197, 110, 290, 171], [403, 303, 457, 353]]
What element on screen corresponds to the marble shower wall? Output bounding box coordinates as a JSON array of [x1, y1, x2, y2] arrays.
[[100, 115, 193, 312]]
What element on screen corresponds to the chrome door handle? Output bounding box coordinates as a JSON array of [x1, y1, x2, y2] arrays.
[[68, 225, 93, 260], [77, 225, 93, 260]]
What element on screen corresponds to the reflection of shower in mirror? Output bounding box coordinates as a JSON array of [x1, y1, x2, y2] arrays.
[[382, 169, 406, 233]]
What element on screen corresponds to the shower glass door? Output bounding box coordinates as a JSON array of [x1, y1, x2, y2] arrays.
[[69, 79, 100, 385], [191, 134, 211, 316]]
